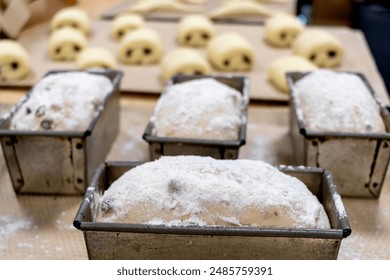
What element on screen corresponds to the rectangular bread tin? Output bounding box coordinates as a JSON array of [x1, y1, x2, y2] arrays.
[[0, 70, 123, 194], [73, 161, 351, 260], [287, 72, 390, 198], [143, 74, 249, 160]]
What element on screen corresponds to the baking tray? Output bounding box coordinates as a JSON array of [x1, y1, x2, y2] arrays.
[[100, 0, 297, 24], [73, 161, 351, 260], [143, 74, 249, 160], [0, 69, 123, 195], [287, 71, 390, 198]]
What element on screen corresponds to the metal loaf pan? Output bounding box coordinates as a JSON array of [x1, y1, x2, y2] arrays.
[[287, 71, 390, 198], [143, 74, 249, 160], [73, 161, 351, 260], [0, 70, 123, 195]]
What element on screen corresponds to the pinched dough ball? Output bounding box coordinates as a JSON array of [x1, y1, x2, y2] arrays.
[[177, 14, 215, 48], [209, 1, 275, 19], [267, 56, 317, 93], [292, 29, 344, 68], [128, 0, 199, 13], [111, 13, 145, 41], [265, 14, 304, 48], [49, 28, 87, 61], [207, 33, 255, 72], [161, 48, 212, 81], [0, 40, 30, 80], [76, 47, 117, 70], [50, 7, 91, 36], [119, 27, 163, 65]]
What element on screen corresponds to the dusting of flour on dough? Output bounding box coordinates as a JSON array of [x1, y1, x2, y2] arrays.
[[152, 78, 244, 140], [10, 72, 113, 131], [97, 156, 330, 229], [294, 70, 386, 133]]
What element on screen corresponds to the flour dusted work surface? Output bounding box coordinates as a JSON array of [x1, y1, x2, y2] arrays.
[[1, 20, 387, 103]]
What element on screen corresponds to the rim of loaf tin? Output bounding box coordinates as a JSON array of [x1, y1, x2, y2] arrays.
[[142, 74, 249, 149], [286, 71, 390, 140], [73, 161, 352, 240], [0, 69, 124, 137]]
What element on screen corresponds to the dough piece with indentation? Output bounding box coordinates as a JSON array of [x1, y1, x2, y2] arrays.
[[76, 47, 117, 70], [268, 55, 317, 93], [161, 48, 212, 81], [50, 7, 91, 36], [49, 28, 87, 61], [177, 14, 215, 48], [207, 33, 255, 72], [265, 14, 304, 48], [128, 0, 200, 14], [111, 13, 145, 41], [292, 29, 344, 68], [0, 40, 30, 81], [209, 1, 275, 19], [119, 27, 163, 65]]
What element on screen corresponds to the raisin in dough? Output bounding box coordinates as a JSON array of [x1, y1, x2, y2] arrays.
[[292, 29, 344, 68], [161, 48, 212, 81], [49, 28, 87, 61], [265, 14, 304, 48], [209, 1, 275, 19], [76, 47, 117, 70], [50, 7, 91, 36], [268, 56, 317, 93], [177, 14, 215, 48], [111, 13, 145, 41], [128, 0, 199, 14], [207, 33, 255, 72], [119, 27, 163, 65], [0, 40, 30, 80]]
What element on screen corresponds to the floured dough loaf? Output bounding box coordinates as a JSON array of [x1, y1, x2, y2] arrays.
[[50, 7, 91, 36], [209, 1, 275, 19], [265, 14, 304, 48], [294, 70, 386, 133], [292, 29, 344, 68], [119, 27, 163, 64], [161, 48, 211, 81], [268, 55, 317, 93], [207, 33, 255, 72], [177, 14, 215, 48], [76, 47, 117, 70], [0, 40, 30, 80], [97, 156, 331, 229], [10, 72, 113, 131], [128, 0, 199, 14], [152, 78, 243, 140], [49, 28, 87, 61], [111, 13, 145, 41]]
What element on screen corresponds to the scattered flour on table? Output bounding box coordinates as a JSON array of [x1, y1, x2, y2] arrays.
[[0, 215, 33, 251], [10, 72, 113, 131], [294, 70, 386, 133], [97, 156, 330, 229], [152, 78, 244, 140]]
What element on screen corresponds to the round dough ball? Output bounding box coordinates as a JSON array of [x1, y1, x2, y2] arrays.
[[50, 7, 91, 36], [76, 47, 117, 70], [292, 29, 344, 68], [207, 33, 255, 72], [111, 13, 145, 41], [265, 14, 304, 48], [118, 27, 163, 65], [161, 48, 212, 81], [0, 40, 30, 80], [268, 55, 317, 93], [48, 28, 87, 61], [177, 14, 216, 48]]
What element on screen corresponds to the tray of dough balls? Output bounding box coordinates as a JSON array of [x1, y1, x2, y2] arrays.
[[73, 156, 351, 260], [0, 8, 388, 102]]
